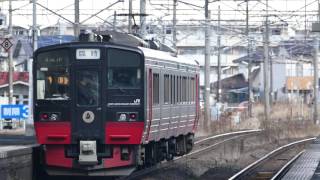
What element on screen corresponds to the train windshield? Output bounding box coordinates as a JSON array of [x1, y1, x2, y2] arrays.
[[36, 49, 69, 100], [107, 49, 142, 89]]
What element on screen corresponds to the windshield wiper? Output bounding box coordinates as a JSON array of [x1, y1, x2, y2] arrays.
[[112, 85, 126, 93]]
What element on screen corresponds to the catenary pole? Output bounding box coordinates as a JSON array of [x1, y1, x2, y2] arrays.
[[25, 0, 37, 136], [246, 0, 253, 117], [263, 0, 270, 123], [313, 1, 320, 124], [204, 0, 211, 132], [8, 0, 13, 105], [314, 37, 319, 124], [217, 5, 221, 102], [173, 0, 177, 49], [140, 0, 146, 38], [128, 0, 132, 33], [74, 0, 80, 37]]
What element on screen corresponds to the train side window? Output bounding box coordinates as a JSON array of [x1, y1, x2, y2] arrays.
[[191, 77, 195, 102], [187, 77, 189, 103], [183, 76, 187, 103], [153, 73, 160, 105], [180, 76, 182, 103], [173, 76, 176, 104], [177, 76, 180, 103], [164, 74, 170, 104], [170, 75, 174, 104]]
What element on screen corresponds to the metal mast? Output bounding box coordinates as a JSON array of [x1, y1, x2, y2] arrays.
[[217, 5, 221, 102], [140, 0, 146, 38], [128, 0, 132, 33], [173, 0, 177, 49], [8, 0, 13, 104], [312, 1, 320, 124], [246, 0, 253, 117], [26, 0, 38, 136], [263, 0, 270, 123], [204, 0, 211, 132], [74, 0, 80, 37]]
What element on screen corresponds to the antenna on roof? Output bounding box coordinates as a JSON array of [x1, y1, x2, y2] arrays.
[[79, 29, 112, 43]]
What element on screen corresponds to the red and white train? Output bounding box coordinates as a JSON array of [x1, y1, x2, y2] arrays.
[[33, 36, 200, 176]]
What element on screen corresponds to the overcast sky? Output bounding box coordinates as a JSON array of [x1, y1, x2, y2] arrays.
[[0, 0, 319, 30]]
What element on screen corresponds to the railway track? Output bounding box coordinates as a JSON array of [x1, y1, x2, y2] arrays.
[[228, 137, 315, 180], [122, 129, 262, 180]]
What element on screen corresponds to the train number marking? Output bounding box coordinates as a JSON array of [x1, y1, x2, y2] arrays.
[[82, 111, 95, 123]]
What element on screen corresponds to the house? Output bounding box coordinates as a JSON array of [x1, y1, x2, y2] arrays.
[[0, 72, 29, 104]]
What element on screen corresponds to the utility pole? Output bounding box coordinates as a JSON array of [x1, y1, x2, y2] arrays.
[[270, 49, 273, 106], [246, 0, 253, 117], [25, 0, 37, 136], [312, 1, 320, 124], [113, 11, 117, 31], [263, 0, 270, 123], [74, 0, 80, 37], [204, 0, 211, 132], [162, 23, 166, 44], [313, 42, 318, 124], [8, 0, 13, 105], [128, 0, 132, 33], [140, 0, 146, 38], [173, 0, 177, 49], [217, 5, 221, 102]]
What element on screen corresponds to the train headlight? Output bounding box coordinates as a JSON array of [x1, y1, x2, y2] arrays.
[[49, 113, 59, 121], [129, 113, 137, 121], [40, 112, 60, 121], [119, 113, 127, 121], [40, 113, 49, 121]]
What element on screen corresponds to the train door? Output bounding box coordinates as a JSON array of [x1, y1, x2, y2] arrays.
[[72, 66, 103, 141]]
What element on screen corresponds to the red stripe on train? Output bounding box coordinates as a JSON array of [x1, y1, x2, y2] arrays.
[[104, 146, 134, 168], [45, 145, 73, 168], [34, 122, 71, 144], [105, 122, 144, 144]]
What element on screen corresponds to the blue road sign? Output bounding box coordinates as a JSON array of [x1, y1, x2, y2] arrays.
[[1, 105, 28, 119]]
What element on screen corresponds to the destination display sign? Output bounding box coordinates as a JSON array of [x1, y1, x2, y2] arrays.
[[76, 49, 100, 59], [37, 49, 69, 67]]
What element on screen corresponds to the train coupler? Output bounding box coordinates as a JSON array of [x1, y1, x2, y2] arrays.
[[78, 140, 98, 165]]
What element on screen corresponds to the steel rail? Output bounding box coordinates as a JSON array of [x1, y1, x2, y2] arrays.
[[271, 150, 305, 180], [122, 129, 262, 180], [229, 137, 316, 180], [195, 129, 262, 145]]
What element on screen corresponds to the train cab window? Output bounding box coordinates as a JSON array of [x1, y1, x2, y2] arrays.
[[76, 71, 99, 106], [36, 49, 69, 100], [108, 49, 142, 89]]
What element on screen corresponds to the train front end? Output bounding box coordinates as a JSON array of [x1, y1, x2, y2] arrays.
[[33, 43, 145, 176]]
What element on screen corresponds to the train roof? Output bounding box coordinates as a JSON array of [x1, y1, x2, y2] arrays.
[[34, 41, 199, 67], [139, 47, 199, 67]]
